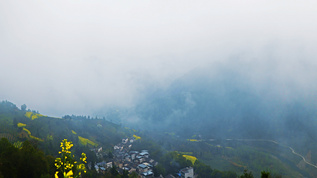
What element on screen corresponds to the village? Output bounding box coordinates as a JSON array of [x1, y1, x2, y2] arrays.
[[91, 136, 195, 178]]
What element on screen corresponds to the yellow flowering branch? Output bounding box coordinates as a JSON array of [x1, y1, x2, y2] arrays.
[[55, 139, 87, 178]]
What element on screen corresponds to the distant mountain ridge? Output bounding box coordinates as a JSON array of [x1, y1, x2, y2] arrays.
[[131, 68, 317, 150]]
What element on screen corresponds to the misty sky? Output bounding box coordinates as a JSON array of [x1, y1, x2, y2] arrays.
[[1, 1, 317, 117]]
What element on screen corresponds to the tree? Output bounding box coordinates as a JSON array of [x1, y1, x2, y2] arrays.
[[261, 170, 271, 178], [110, 162, 119, 176], [240, 169, 254, 178], [0, 138, 53, 177], [18, 140, 49, 178], [129, 171, 139, 178], [153, 164, 166, 176], [21, 104, 27, 111], [122, 170, 129, 178], [0, 138, 18, 177], [109, 151, 114, 159], [13, 117, 18, 128], [193, 160, 213, 178]]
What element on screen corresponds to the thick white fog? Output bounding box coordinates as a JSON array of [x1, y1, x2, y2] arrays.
[[1, 0, 317, 116]]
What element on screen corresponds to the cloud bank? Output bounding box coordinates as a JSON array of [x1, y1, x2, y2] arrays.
[[0, 0, 316, 116]]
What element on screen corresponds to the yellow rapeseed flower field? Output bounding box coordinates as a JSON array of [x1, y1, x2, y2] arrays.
[[133, 134, 141, 140], [188, 139, 198, 142], [25, 111, 46, 120], [22, 128, 43, 141], [78, 136, 98, 146], [183, 155, 197, 165], [25, 112, 33, 118], [23, 128, 31, 135], [17, 123, 26, 127]]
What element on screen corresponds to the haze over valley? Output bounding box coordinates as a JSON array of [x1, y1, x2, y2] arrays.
[[1, 1, 317, 177]]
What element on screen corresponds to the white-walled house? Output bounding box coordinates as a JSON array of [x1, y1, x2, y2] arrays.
[[180, 167, 194, 178]]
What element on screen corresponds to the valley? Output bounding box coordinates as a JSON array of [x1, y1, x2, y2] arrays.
[[1, 100, 317, 177]]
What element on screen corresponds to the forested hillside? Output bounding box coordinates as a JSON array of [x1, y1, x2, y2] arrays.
[[0, 101, 245, 177], [1, 100, 316, 177], [0, 100, 127, 155], [0, 101, 129, 177]]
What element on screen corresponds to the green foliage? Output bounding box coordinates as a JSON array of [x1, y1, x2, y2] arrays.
[[261, 170, 271, 178], [110, 163, 119, 176], [193, 160, 213, 178], [0, 138, 53, 177], [13, 141, 23, 148], [153, 163, 166, 176], [240, 169, 254, 178], [128, 171, 138, 178]]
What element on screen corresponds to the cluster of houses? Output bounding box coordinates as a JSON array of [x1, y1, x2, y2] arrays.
[[90, 146, 114, 174], [113, 138, 158, 177], [91, 137, 195, 178]]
